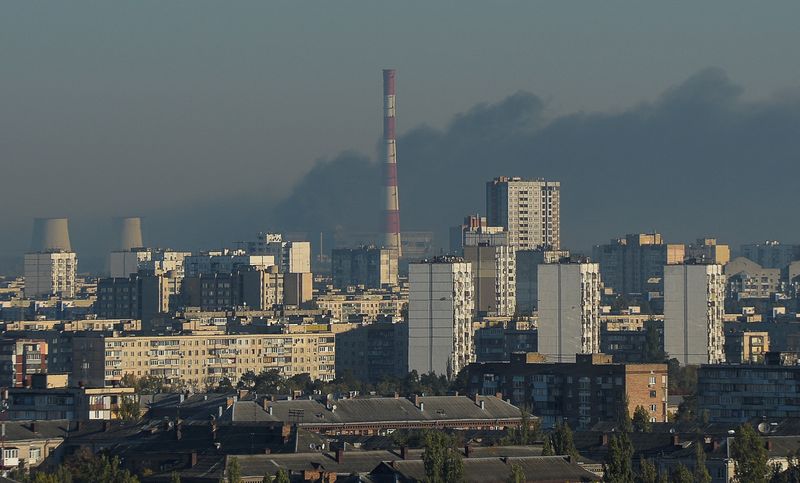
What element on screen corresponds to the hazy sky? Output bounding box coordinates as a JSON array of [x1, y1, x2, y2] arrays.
[[2, 1, 800, 271]]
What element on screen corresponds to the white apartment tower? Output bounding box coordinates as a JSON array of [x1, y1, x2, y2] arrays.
[[486, 177, 561, 250], [463, 235, 516, 317], [537, 262, 601, 362], [24, 218, 77, 299], [664, 264, 726, 365], [246, 233, 311, 273], [408, 258, 474, 379]]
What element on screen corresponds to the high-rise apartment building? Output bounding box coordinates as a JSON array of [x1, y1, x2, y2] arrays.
[[96, 271, 176, 328], [537, 261, 601, 362], [463, 243, 515, 317], [741, 241, 800, 269], [331, 247, 398, 289], [663, 263, 726, 365], [685, 238, 730, 265], [486, 177, 560, 250], [515, 249, 570, 314], [24, 252, 77, 299], [592, 233, 684, 296], [408, 258, 474, 378], [247, 233, 311, 273]]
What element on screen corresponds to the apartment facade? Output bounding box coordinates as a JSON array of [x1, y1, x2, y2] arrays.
[[315, 294, 407, 323], [0, 338, 48, 387], [486, 177, 560, 250], [592, 233, 684, 296], [537, 262, 601, 362], [70, 326, 337, 388], [463, 243, 516, 317], [331, 247, 398, 289], [408, 258, 474, 379], [466, 353, 668, 429], [515, 249, 570, 314], [23, 251, 77, 299], [664, 263, 726, 365]]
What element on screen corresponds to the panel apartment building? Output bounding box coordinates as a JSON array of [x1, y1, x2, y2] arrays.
[[486, 177, 560, 250], [70, 325, 338, 389]]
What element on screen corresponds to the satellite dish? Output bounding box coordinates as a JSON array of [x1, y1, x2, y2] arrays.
[[757, 422, 770, 434]]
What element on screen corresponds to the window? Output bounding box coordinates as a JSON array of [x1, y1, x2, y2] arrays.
[[649, 390, 657, 398], [650, 404, 657, 412], [3, 448, 18, 459], [649, 376, 656, 385], [29, 447, 41, 462]]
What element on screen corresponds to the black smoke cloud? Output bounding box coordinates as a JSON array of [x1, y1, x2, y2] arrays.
[[271, 68, 800, 252]]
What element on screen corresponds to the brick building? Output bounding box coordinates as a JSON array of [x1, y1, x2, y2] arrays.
[[465, 353, 668, 429]]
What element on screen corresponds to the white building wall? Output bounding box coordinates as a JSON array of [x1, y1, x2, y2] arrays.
[[487, 178, 561, 250], [109, 250, 152, 278], [408, 261, 474, 378], [537, 263, 601, 362], [664, 264, 726, 365], [24, 252, 77, 298]]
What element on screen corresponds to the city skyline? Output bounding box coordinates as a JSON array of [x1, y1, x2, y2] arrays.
[[4, 2, 800, 272]]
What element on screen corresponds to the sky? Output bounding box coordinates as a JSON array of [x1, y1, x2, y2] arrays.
[[2, 1, 800, 272]]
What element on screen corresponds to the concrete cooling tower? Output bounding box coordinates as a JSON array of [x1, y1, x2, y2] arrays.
[[113, 217, 144, 251], [30, 217, 72, 252]]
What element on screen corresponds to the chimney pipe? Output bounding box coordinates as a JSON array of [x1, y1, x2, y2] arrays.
[[464, 444, 471, 458], [400, 446, 407, 460], [113, 217, 144, 251], [335, 448, 344, 463], [382, 69, 401, 258]]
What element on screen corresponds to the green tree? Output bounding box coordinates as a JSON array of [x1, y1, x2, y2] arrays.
[[273, 469, 290, 483], [115, 395, 141, 424], [226, 457, 242, 483], [731, 424, 769, 483], [604, 431, 634, 483], [670, 464, 693, 483], [501, 409, 541, 445], [509, 462, 526, 483], [171, 472, 181, 483], [632, 406, 653, 433], [422, 431, 463, 483], [693, 443, 712, 483], [618, 395, 633, 433], [551, 421, 579, 459], [642, 319, 666, 362], [542, 435, 555, 456], [637, 457, 659, 483]]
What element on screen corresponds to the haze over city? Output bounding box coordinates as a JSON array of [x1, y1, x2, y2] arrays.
[[6, 3, 800, 482], [3, 1, 800, 272]]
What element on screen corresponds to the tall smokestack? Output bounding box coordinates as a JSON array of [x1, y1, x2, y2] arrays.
[[113, 217, 144, 251], [30, 218, 72, 252], [383, 69, 401, 257]]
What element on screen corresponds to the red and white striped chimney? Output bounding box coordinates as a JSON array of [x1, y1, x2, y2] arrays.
[[383, 69, 401, 257]]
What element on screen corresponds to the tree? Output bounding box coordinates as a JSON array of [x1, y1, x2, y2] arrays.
[[171, 472, 181, 483], [731, 423, 769, 483], [642, 320, 666, 363], [509, 463, 526, 483], [422, 431, 463, 483], [693, 442, 712, 483], [618, 395, 633, 433], [632, 406, 653, 433], [542, 435, 555, 456], [551, 421, 579, 459], [501, 409, 541, 445], [670, 464, 693, 483], [226, 457, 242, 483], [637, 457, 659, 483], [115, 395, 141, 424], [604, 431, 634, 483], [273, 469, 290, 483]]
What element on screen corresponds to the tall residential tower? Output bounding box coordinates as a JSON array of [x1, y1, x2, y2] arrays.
[[486, 177, 560, 250]]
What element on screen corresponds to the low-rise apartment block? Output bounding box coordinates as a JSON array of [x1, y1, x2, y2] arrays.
[[70, 325, 338, 389], [466, 353, 668, 429]]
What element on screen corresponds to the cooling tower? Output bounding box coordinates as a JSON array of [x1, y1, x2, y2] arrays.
[[30, 217, 72, 252], [113, 217, 144, 251]]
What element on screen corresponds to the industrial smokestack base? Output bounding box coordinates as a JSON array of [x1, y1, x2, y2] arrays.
[[30, 218, 72, 252], [382, 69, 402, 257], [113, 217, 144, 251]]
